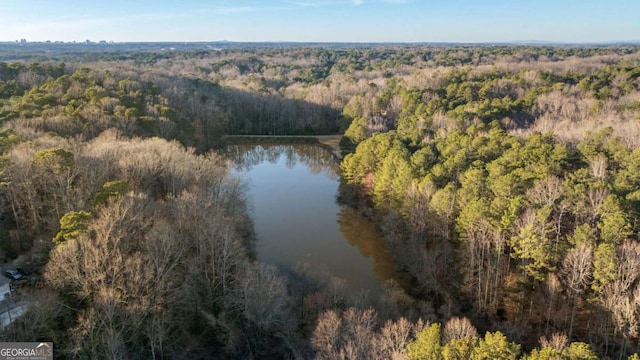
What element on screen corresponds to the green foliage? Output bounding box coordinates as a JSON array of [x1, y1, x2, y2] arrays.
[[410, 145, 438, 177], [522, 343, 597, 360], [580, 128, 613, 157], [340, 132, 397, 184], [342, 95, 364, 120], [499, 196, 525, 232], [597, 195, 632, 244], [471, 331, 520, 360], [373, 146, 412, 207], [521, 347, 561, 360], [2, 46, 640, 359], [0, 79, 21, 98], [442, 337, 479, 360], [430, 182, 457, 220], [406, 323, 443, 360], [562, 168, 593, 221], [615, 147, 640, 195], [592, 242, 616, 293], [456, 198, 491, 239], [0, 129, 20, 153], [34, 148, 74, 173], [568, 224, 596, 247], [93, 181, 132, 206], [563, 342, 598, 360], [333, 53, 640, 354], [341, 116, 368, 153], [0, 66, 189, 140], [53, 211, 92, 244], [458, 167, 488, 203], [510, 222, 555, 282], [396, 88, 428, 144]]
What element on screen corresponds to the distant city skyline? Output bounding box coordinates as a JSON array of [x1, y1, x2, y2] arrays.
[[1, 0, 638, 43]]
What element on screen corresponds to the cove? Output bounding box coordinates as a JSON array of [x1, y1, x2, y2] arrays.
[[228, 143, 400, 295]]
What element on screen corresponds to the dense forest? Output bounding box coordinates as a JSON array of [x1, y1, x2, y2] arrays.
[[1, 43, 640, 359]]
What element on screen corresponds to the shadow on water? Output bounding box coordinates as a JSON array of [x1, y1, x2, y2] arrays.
[[227, 143, 403, 295], [337, 206, 399, 284]]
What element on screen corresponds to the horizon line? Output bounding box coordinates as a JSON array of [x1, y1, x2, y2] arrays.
[[1, 40, 640, 45]]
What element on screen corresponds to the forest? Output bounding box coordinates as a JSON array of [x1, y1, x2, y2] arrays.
[[0, 43, 640, 359]]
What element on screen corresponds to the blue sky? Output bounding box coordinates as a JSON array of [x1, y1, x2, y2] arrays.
[[0, 0, 638, 43]]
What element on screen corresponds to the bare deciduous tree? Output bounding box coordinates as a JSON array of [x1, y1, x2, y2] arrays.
[[442, 317, 479, 344], [561, 244, 593, 340]]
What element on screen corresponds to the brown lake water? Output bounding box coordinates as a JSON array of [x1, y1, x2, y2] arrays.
[[228, 144, 399, 294]]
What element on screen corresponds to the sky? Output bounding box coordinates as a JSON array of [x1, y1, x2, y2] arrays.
[[0, 0, 639, 43]]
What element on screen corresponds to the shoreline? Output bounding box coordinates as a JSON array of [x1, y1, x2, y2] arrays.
[[221, 134, 343, 159]]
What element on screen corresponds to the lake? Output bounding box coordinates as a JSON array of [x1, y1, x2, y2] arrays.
[[228, 143, 399, 294]]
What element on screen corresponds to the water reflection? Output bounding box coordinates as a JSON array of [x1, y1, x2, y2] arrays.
[[337, 206, 399, 284], [226, 144, 339, 179], [229, 143, 401, 295]]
